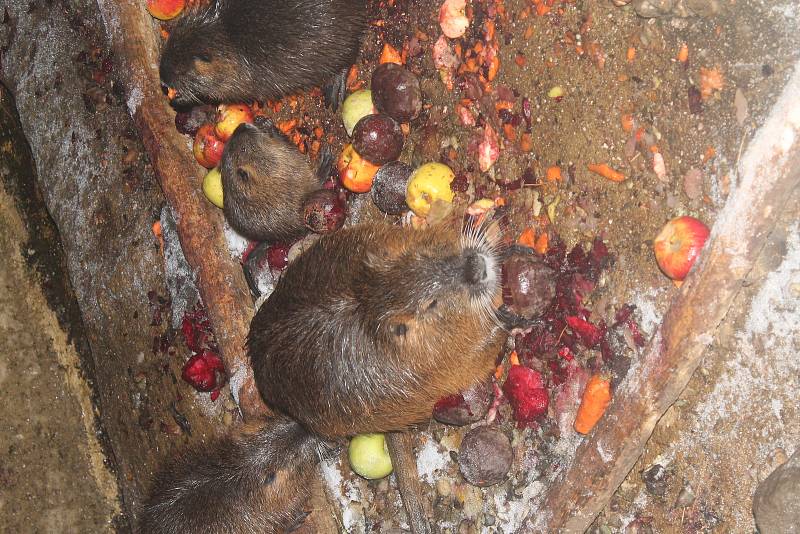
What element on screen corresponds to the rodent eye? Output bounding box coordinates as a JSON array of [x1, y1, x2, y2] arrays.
[[392, 323, 407, 337], [237, 168, 250, 182], [194, 53, 211, 63], [263, 472, 276, 485], [424, 299, 438, 312]]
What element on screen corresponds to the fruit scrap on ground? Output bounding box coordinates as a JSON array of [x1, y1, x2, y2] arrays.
[[574, 373, 612, 434], [588, 162, 626, 182], [502, 363, 549, 427], [653, 215, 710, 282], [180, 306, 227, 400], [439, 0, 469, 39], [699, 67, 725, 99]]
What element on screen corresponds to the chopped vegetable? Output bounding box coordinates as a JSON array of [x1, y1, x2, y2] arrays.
[[574, 374, 611, 434], [588, 163, 626, 182]]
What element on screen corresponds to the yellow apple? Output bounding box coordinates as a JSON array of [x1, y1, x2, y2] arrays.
[[406, 162, 455, 217], [202, 168, 224, 208], [348, 433, 393, 480]]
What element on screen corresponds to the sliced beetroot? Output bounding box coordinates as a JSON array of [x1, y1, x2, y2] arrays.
[[502, 251, 557, 319], [181, 350, 227, 392], [433, 380, 492, 426], [503, 365, 549, 425], [458, 426, 513, 487], [303, 189, 347, 234], [565, 316, 606, 348], [266, 242, 290, 271], [181, 306, 214, 354]]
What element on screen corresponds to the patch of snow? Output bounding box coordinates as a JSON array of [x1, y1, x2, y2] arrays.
[[630, 286, 667, 336], [127, 84, 143, 116], [160, 206, 199, 328], [597, 440, 613, 463], [416, 433, 449, 484], [494, 480, 546, 533], [321, 457, 366, 533], [227, 364, 248, 410], [223, 222, 249, 259]]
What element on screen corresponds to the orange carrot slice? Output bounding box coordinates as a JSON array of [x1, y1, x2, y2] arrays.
[[588, 163, 626, 182], [574, 374, 612, 434]]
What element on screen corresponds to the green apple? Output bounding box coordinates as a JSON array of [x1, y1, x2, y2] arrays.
[[348, 433, 393, 479], [342, 89, 376, 136]]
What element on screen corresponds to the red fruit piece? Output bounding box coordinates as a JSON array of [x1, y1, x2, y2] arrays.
[[193, 123, 225, 169], [181, 350, 226, 392], [181, 306, 213, 353], [565, 316, 605, 348], [303, 189, 347, 234], [266, 243, 290, 271], [433, 380, 492, 426], [503, 365, 549, 425], [653, 215, 710, 281]]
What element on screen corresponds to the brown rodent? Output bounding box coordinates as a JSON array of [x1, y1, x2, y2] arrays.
[[220, 119, 326, 242], [159, 0, 367, 108], [140, 220, 508, 533], [139, 415, 326, 534], [249, 221, 507, 438]]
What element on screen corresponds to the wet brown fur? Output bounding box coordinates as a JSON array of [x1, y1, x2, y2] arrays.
[[140, 221, 506, 533], [159, 0, 367, 107], [139, 416, 323, 534], [249, 222, 506, 438], [220, 122, 320, 242]]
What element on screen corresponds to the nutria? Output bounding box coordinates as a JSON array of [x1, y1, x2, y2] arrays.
[[139, 415, 327, 534], [220, 118, 328, 242], [249, 221, 508, 437], [159, 0, 367, 108], [140, 220, 527, 533]]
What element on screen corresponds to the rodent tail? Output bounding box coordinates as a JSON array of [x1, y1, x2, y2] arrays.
[[139, 415, 328, 534]]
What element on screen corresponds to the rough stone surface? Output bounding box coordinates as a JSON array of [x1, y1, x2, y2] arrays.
[[753, 449, 800, 534]]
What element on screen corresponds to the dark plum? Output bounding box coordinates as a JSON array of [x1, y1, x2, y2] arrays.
[[372, 161, 413, 214], [352, 114, 404, 165], [371, 63, 423, 122], [302, 189, 347, 234], [174, 105, 215, 136], [458, 426, 513, 487], [502, 251, 557, 319], [432, 380, 492, 426]]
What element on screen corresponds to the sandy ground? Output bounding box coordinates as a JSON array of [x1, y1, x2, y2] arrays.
[[0, 185, 120, 531]]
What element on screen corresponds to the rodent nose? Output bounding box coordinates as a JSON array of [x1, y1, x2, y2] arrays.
[[463, 252, 488, 285]]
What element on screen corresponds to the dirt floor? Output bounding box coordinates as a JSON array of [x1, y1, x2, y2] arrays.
[[287, 0, 800, 532], [1, 0, 798, 532], [0, 186, 120, 528]]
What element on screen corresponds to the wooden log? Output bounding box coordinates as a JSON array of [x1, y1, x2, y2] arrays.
[[387, 432, 434, 534], [530, 62, 800, 532], [94, 1, 266, 419], [92, 4, 341, 531]]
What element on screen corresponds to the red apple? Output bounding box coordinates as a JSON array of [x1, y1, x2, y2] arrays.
[[193, 123, 226, 169], [147, 0, 185, 20], [653, 216, 710, 281], [214, 104, 254, 141], [337, 144, 379, 193]]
